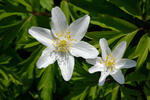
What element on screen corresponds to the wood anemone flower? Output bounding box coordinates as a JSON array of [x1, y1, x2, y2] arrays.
[[28, 7, 99, 81], [86, 38, 136, 86]]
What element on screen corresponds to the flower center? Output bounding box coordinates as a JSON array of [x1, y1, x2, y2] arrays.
[[103, 54, 116, 70], [60, 40, 67, 46], [52, 31, 75, 53]]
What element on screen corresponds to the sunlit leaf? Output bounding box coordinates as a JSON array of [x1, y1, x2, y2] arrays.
[[40, 0, 53, 11], [38, 65, 56, 100]]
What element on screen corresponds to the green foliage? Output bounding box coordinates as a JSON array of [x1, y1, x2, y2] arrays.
[[37, 65, 56, 100], [0, 0, 150, 100]]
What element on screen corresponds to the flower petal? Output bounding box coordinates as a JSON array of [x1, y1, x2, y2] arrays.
[[88, 64, 104, 73], [29, 26, 53, 47], [51, 7, 68, 37], [57, 53, 74, 81], [116, 59, 136, 69], [36, 47, 56, 69], [70, 41, 99, 59], [86, 57, 102, 65], [111, 70, 125, 84], [68, 15, 90, 42], [112, 41, 126, 62], [99, 38, 111, 60], [99, 72, 109, 86]]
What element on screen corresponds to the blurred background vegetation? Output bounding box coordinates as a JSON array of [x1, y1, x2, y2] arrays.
[[0, 0, 150, 100]]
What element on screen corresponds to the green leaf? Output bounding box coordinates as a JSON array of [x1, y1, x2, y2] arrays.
[[86, 31, 125, 40], [0, 12, 23, 21], [0, 55, 12, 64], [115, 29, 138, 48], [65, 86, 89, 100], [146, 57, 150, 70], [126, 69, 150, 82], [16, 0, 32, 11], [38, 65, 56, 100], [8, 74, 22, 85], [87, 31, 125, 48], [146, 0, 150, 20], [91, 14, 137, 33], [111, 86, 119, 100], [28, 0, 40, 11], [108, 0, 141, 20], [120, 85, 141, 100], [61, 0, 70, 23], [134, 34, 150, 70], [24, 41, 40, 48], [40, 0, 53, 11], [0, 69, 9, 80], [70, 0, 130, 18], [17, 46, 43, 92], [144, 84, 150, 100], [88, 85, 98, 100]]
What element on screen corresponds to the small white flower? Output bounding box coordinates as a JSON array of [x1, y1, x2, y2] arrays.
[[86, 38, 136, 86], [28, 7, 98, 81]]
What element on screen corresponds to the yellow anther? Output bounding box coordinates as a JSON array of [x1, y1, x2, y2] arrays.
[[102, 54, 116, 70], [52, 30, 76, 53], [66, 32, 70, 34], [60, 40, 67, 46]]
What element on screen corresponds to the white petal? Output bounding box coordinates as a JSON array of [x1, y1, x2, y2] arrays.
[[36, 47, 56, 69], [68, 15, 90, 42], [116, 59, 136, 69], [111, 70, 125, 84], [86, 57, 102, 65], [112, 41, 126, 62], [51, 7, 68, 37], [88, 64, 104, 73], [70, 41, 99, 59], [99, 38, 111, 60], [29, 26, 53, 47], [57, 53, 74, 81], [86, 59, 97, 65], [99, 72, 109, 86]]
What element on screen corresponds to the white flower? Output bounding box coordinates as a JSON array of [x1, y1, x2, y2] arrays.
[[86, 38, 136, 86], [28, 7, 98, 81]]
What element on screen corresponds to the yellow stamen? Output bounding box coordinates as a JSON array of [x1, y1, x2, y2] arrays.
[[102, 54, 116, 70], [52, 30, 76, 53]]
